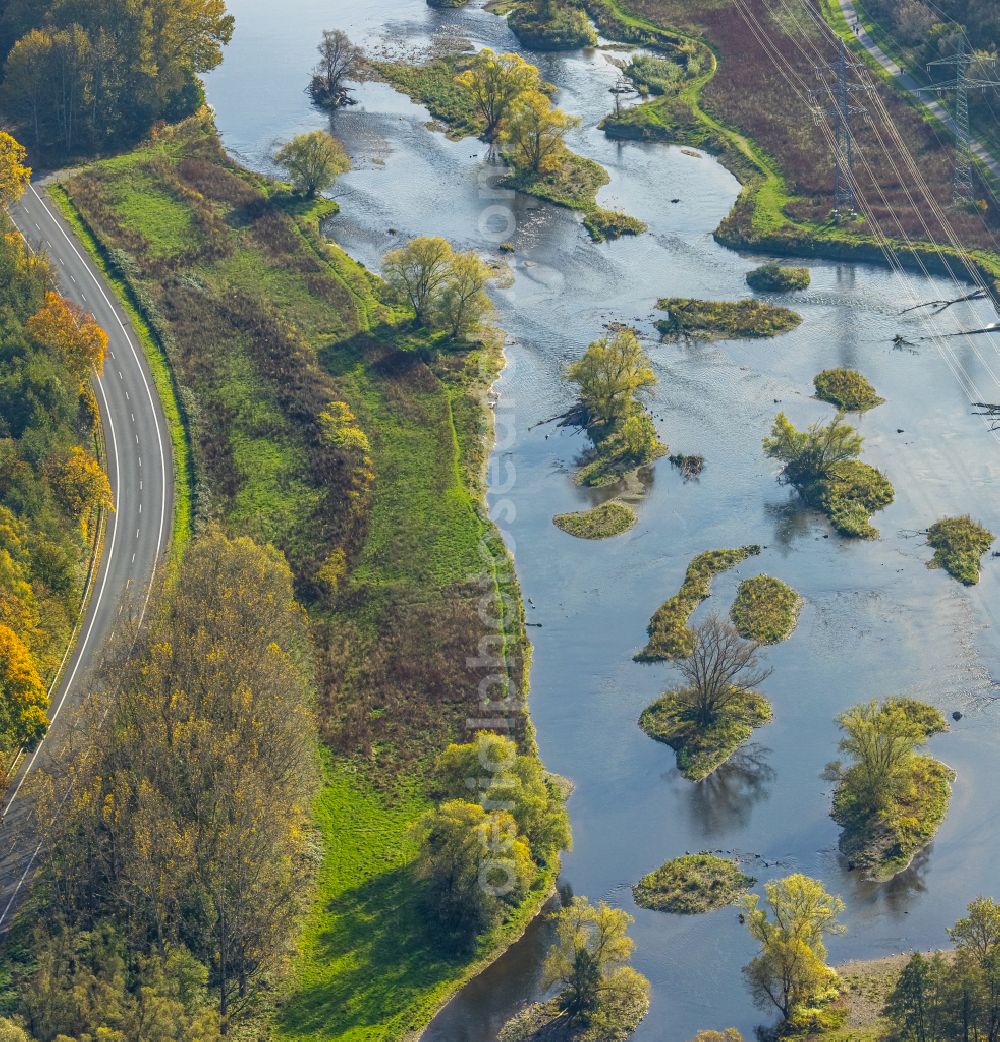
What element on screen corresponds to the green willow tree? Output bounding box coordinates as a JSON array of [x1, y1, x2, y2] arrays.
[[742, 875, 845, 1021], [273, 130, 350, 198], [565, 329, 656, 427]]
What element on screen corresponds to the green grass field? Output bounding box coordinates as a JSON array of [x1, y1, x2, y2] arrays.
[[59, 110, 545, 1041]]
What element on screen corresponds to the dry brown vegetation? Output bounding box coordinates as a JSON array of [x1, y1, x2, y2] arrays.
[[618, 0, 1000, 250]]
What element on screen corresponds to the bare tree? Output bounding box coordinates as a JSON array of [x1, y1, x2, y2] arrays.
[[674, 615, 772, 726], [310, 29, 362, 107]]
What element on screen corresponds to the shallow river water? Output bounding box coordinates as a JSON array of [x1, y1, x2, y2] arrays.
[[206, 2, 1000, 1038]]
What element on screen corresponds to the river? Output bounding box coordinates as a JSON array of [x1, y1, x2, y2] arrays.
[[204, 2, 1000, 1038]]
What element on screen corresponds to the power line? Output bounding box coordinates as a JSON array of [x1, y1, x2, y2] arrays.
[[915, 34, 1000, 205], [810, 37, 874, 211]]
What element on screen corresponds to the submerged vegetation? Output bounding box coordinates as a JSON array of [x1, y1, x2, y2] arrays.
[[656, 297, 802, 341], [633, 853, 754, 914], [926, 515, 995, 585], [827, 699, 952, 881], [814, 368, 883, 412], [745, 263, 810, 292], [638, 546, 761, 661], [376, 50, 645, 241], [640, 615, 773, 781], [730, 574, 801, 645], [553, 500, 637, 539], [764, 412, 894, 538]]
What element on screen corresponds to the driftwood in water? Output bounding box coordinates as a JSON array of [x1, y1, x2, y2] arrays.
[[900, 290, 988, 315], [924, 322, 1000, 339], [972, 402, 1000, 431]]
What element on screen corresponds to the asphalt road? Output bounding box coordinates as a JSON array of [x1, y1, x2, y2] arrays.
[[0, 180, 172, 927], [837, 0, 1000, 183]]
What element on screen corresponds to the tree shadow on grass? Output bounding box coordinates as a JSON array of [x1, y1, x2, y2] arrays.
[[277, 862, 472, 1036]]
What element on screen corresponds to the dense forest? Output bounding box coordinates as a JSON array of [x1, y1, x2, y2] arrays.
[[0, 205, 112, 766], [0, 0, 234, 157], [2, 530, 317, 1041]]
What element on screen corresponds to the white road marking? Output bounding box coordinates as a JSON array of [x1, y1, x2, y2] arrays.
[[70, 273, 76, 282], [0, 183, 172, 929], [131, 413, 135, 423], [1, 375, 121, 815]]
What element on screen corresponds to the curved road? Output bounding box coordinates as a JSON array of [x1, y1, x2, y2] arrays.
[[0, 179, 172, 926]]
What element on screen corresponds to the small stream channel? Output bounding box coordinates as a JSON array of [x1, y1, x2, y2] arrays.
[[205, 2, 1000, 1038]]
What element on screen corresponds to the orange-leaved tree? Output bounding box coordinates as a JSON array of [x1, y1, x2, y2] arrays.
[[0, 623, 48, 753], [26, 292, 108, 386]]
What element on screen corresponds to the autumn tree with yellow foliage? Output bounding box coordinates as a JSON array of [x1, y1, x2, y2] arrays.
[[26, 292, 109, 386], [47, 446, 115, 538], [0, 623, 48, 753], [0, 216, 112, 771], [454, 49, 543, 140], [499, 91, 579, 174], [32, 531, 318, 1029], [0, 131, 31, 204]]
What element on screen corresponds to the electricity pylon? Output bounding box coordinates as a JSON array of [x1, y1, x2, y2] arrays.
[[811, 38, 873, 211], [916, 34, 1000, 205]]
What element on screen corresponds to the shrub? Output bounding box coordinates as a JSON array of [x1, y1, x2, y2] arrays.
[[584, 208, 648, 242], [926, 515, 994, 585], [656, 298, 801, 340], [815, 460, 894, 539], [764, 413, 894, 538], [814, 369, 883, 412], [508, 2, 597, 50], [634, 853, 754, 914], [730, 574, 801, 645], [746, 264, 810, 292], [624, 53, 685, 95], [553, 500, 637, 539]]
